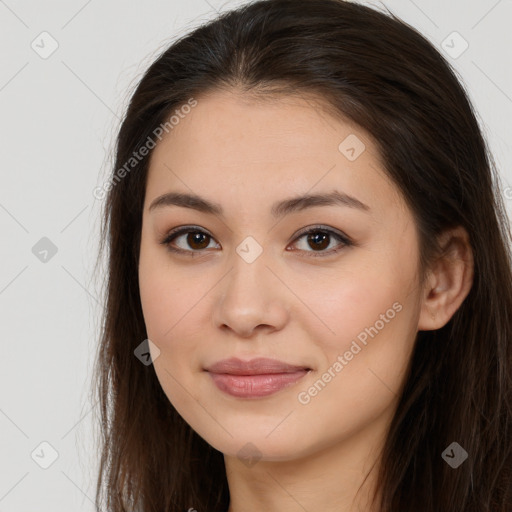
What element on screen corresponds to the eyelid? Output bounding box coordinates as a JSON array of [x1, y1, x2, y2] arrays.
[[292, 224, 351, 244]]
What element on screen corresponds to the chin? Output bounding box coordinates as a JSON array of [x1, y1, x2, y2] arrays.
[[192, 423, 312, 462]]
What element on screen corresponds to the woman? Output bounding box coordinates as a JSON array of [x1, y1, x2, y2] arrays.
[[91, 0, 512, 510]]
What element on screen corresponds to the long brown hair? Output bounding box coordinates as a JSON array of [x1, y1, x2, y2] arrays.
[[91, 0, 512, 510]]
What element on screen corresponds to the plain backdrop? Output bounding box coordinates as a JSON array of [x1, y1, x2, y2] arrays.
[[0, 0, 511, 510]]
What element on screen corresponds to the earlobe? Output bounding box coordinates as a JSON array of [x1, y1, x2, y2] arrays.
[[417, 226, 474, 332]]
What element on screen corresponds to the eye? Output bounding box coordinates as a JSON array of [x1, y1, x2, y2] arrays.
[[288, 225, 352, 258], [160, 225, 352, 258], [160, 226, 219, 256]]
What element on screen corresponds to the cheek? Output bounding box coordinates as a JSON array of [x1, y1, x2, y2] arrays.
[[138, 248, 208, 393], [139, 265, 170, 339], [138, 255, 203, 407], [294, 282, 415, 443], [294, 263, 403, 350], [297, 252, 419, 397], [138, 242, 189, 339]]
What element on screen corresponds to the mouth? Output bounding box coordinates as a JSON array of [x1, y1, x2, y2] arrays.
[[204, 357, 312, 399]]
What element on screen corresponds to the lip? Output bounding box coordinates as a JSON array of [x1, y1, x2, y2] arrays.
[[204, 357, 311, 398]]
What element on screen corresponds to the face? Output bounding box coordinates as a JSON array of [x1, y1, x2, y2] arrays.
[[138, 89, 424, 462]]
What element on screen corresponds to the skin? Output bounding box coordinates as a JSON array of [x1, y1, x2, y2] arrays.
[[138, 89, 474, 512]]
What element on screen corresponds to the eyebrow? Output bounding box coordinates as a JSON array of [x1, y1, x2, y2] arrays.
[[148, 190, 371, 217]]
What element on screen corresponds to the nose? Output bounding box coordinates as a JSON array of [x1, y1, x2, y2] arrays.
[[212, 247, 289, 339]]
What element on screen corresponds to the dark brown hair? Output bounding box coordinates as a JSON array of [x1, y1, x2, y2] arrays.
[[91, 0, 512, 510]]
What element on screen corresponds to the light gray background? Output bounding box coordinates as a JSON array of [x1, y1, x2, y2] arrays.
[[0, 0, 511, 510]]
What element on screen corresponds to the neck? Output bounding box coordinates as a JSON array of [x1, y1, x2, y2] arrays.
[[224, 414, 387, 512]]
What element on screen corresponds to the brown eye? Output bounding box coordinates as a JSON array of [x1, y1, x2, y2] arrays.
[[161, 225, 352, 258], [305, 231, 330, 251], [161, 227, 219, 255], [185, 232, 211, 250], [290, 226, 351, 257]]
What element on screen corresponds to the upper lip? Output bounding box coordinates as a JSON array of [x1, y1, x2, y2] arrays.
[[205, 357, 311, 375]]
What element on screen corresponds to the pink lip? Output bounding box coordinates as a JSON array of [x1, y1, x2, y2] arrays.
[[205, 357, 311, 398]]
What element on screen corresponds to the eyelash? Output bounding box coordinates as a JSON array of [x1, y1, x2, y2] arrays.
[[159, 225, 352, 258]]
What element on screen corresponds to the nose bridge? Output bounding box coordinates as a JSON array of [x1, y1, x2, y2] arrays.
[[226, 235, 273, 304], [212, 234, 288, 335]]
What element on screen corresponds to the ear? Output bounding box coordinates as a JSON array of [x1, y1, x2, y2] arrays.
[[417, 226, 474, 331]]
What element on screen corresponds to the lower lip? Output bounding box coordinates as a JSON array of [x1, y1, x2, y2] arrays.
[[207, 370, 309, 398]]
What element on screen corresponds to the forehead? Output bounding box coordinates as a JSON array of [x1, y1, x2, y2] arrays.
[[145, 89, 405, 218]]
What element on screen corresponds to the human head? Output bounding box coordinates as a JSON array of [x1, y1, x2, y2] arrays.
[[92, 1, 512, 511]]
